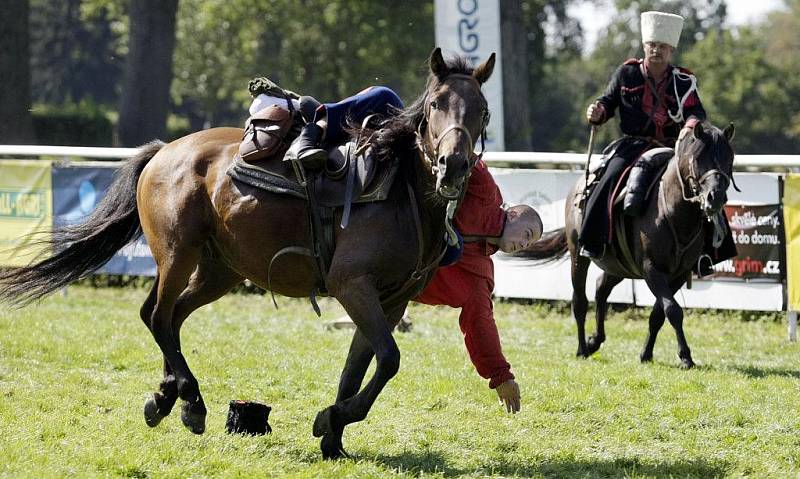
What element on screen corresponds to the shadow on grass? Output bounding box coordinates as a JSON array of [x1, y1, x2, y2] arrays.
[[371, 450, 729, 478], [729, 364, 800, 379]]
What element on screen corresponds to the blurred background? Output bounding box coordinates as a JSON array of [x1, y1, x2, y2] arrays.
[[1, 0, 797, 153]]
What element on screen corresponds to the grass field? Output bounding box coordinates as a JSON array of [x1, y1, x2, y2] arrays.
[[1, 285, 799, 478]]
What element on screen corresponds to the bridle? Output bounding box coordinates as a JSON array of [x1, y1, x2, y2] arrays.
[[675, 131, 739, 217], [415, 75, 490, 178]]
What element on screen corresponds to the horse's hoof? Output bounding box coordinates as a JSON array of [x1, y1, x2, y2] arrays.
[[144, 394, 167, 427], [313, 405, 339, 438], [181, 401, 207, 434], [680, 358, 696, 369], [640, 353, 653, 363], [320, 434, 349, 460], [586, 338, 603, 354]]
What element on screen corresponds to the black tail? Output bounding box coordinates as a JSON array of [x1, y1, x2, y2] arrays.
[[0, 141, 165, 306], [506, 228, 569, 263]]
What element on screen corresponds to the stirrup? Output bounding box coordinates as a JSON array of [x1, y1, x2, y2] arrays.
[[695, 254, 714, 277]]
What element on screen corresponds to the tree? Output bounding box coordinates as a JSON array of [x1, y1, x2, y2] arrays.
[[501, 1, 533, 150], [0, 0, 35, 143], [117, 0, 179, 146], [29, 0, 125, 106]]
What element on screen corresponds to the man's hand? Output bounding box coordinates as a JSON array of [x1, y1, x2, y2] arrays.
[[495, 379, 521, 414], [586, 102, 605, 124]]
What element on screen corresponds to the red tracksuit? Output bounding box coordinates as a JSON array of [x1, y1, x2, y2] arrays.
[[415, 160, 514, 389]]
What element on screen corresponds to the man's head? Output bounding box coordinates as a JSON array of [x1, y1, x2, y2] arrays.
[[498, 205, 543, 254], [640, 11, 683, 67]]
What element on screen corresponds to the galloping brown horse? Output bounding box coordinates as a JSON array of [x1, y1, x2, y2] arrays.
[[0, 48, 495, 459], [523, 123, 735, 368]]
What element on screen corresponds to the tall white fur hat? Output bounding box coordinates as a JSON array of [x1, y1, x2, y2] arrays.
[[641, 11, 684, 48]]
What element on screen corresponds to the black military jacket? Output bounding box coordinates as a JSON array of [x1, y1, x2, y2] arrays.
[[596, 58, 706, 142]]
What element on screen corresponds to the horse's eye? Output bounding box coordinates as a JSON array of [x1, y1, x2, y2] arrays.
[[430, 100, 438, 110]]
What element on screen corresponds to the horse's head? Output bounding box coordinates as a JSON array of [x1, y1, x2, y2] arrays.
[[418, 48, 494, 200], [674, 122, 737, 217]]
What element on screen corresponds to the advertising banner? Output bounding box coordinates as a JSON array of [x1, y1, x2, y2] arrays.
[[435, 0, 504, 150], [52, 164, 157, 276], [712, 204, 784, 281], [0, 160, 52, 267]]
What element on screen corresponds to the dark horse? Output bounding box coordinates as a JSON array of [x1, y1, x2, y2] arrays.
[[524, 123, 735, 368], [0, 48, 495, 458]]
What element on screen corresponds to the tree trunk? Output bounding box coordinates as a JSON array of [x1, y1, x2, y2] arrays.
[[118, 0, 179, 147], [0, 0, 35, 144], [500, 1, 532, 150]]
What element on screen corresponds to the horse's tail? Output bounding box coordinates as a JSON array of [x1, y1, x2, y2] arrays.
[[0, 141, 165, 306], [510, 227, 569, 263]]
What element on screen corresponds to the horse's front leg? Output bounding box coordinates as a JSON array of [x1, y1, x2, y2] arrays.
[[643, 264, 694, 368], [588, 272, 623, 354], [315, 276, 402, 459], [571, 254, 591, 357], [317, 303, 408, 458]]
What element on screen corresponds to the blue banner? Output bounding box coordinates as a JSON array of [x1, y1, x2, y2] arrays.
[[52, 164, 157, 276]]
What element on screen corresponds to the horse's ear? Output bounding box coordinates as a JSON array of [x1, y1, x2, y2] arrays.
[[693, 122, 704, 140], [473, 52, 496, 84], [723, 123, 735, 142], [429, 47, 449, 78]]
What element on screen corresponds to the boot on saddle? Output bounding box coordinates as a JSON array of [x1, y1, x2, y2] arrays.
[[623, 160, 656, 216], [284, 99, 327, 170], [623, 148, 673, 216]]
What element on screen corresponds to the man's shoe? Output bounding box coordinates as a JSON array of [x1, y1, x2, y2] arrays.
[[284, 122, 326, 167]]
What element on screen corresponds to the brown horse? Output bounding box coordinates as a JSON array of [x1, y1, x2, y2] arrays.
[[0, 48, 495, 459], [523, 123, 735, 368]]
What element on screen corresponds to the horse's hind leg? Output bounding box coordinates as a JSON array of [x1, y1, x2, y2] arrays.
[[314, 278, 402, 459], [571, 253, 591, 358], [143, 258, 243, 428], [587, 272, 623, 355], [144, 246, 218, 433]]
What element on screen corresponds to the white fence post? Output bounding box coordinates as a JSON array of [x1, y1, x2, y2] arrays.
[[788, 310, 798, 342]]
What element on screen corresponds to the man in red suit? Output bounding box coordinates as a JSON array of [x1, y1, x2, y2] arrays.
[[416, 159, 542, 414]]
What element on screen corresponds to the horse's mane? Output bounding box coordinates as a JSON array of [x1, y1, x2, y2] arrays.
[[679, 122, 733, 163], [360, 56, 477, 164]]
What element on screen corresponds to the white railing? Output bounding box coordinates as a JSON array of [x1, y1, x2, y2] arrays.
[[1, 145, 799, 170]]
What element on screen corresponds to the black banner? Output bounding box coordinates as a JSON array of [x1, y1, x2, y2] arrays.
[[712, 204, 783, 281]]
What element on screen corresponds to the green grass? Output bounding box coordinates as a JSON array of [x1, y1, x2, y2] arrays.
[[1, 286, 799, 478]]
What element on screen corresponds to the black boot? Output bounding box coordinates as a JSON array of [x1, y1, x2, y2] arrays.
[[284, 122, 326, 168], [624, 162, 653, 216]]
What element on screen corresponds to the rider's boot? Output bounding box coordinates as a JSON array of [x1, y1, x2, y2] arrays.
[[284, 105, 327, 168], [624, 161, 654, 216]]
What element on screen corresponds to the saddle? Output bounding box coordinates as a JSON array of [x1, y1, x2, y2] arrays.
[[579, 147, 674, 277], [227, 134, 399, 314]]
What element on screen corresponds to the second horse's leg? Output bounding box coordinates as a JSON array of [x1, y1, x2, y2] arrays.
[[571, 254, 591, 357], [587, 272, 623, 355]]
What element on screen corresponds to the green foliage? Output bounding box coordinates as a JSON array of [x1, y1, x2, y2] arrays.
[[170, 0, 435, 128], [682, 25, 799, 153], [31, 101, 113, 146], [29, 0, 125, 106], [2, 286, 800, 476]]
